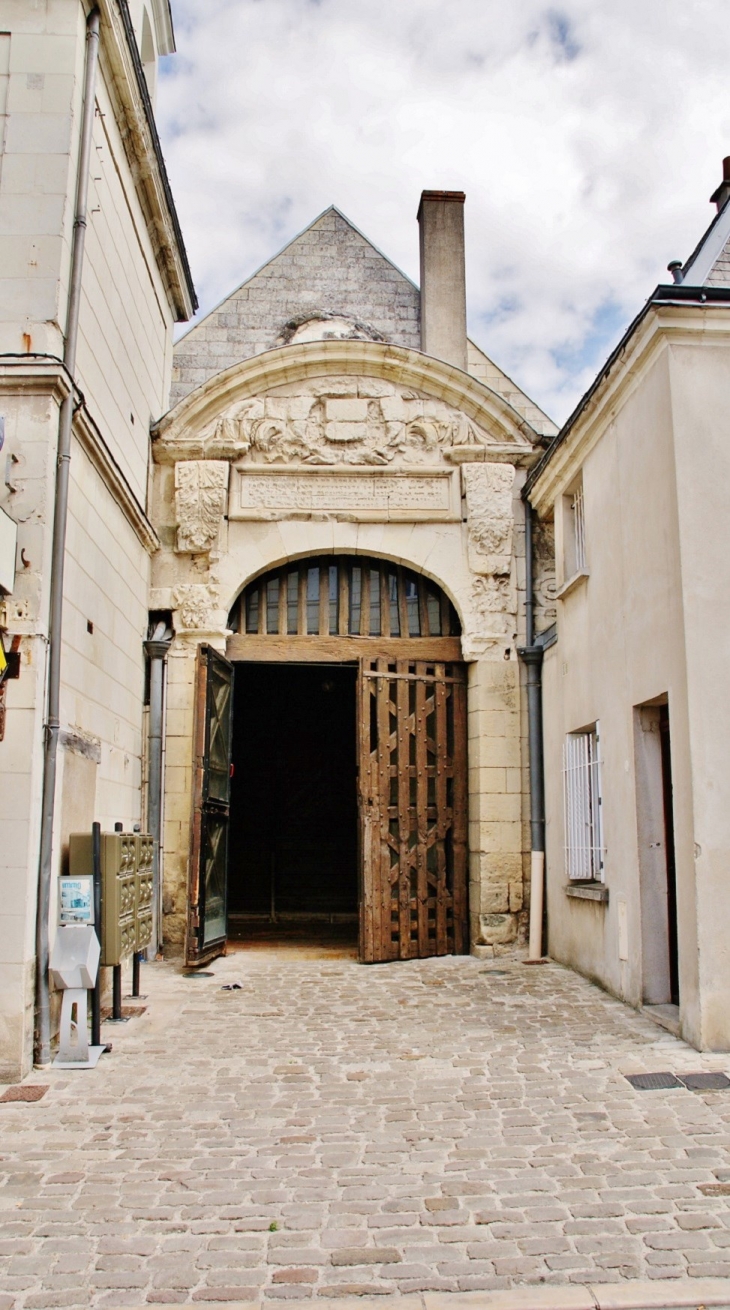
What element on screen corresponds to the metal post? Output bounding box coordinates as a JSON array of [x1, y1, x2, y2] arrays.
[[517, 500, 547, 962], [90, 821, 101, 1049], [132, 951, 141, 998], [112, 965, 122, 1021], [144, 631, 172, 954]]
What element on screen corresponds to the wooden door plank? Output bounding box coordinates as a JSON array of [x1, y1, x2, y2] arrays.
[[396, 663, 412, 958], [358, 663, 375, 963], [451, 670, 469, 955], [379, 658, 397, 960], [415, 668, 429, 957], [434, 669, 449, 955], [225, 635, 462, 663]]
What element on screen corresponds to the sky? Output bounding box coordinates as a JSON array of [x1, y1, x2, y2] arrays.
[[157, 0, 730, 425]]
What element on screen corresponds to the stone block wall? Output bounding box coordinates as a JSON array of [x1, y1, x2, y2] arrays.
[[171, 209, 421, 407]]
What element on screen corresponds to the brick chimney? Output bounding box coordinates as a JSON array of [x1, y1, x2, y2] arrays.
[[417, 190, 467, 371], [710, 157, 730, 213]]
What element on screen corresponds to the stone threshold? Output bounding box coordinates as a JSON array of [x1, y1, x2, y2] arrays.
[[642, 1002, 682, 1038], [117, 1275, 730, 1310]]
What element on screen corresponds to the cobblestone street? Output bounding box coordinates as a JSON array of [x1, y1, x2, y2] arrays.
[[3, 947, 730, 1308]]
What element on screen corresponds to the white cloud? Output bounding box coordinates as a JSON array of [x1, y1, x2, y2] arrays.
[[158, 0, 730, 422]]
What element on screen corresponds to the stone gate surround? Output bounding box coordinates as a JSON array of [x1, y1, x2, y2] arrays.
[[150, 339, 549, 957]]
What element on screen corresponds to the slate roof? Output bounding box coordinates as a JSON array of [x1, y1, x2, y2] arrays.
[[170, 206, 557, 438]]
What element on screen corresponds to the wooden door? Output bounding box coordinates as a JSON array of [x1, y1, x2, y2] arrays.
[[359, 657, 468, 962], [185, 645, 234, 967]]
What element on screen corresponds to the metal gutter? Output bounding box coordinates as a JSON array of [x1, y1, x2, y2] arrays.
[[36, 8, 102, 1068], [523, 284, 730, 499]]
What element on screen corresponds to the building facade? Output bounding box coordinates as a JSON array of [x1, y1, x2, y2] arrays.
[[151, 196, 558, 969], [0, 0, 194, 1079], [527, 164, 730, 1052]]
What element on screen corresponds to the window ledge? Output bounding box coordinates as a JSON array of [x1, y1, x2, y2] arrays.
[[565, 881, 609, 903], [556, 568, 589, 600]]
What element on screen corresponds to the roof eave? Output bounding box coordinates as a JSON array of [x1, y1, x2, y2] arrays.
[[524, 285, 730, 501], [101, 0, 196, 320]]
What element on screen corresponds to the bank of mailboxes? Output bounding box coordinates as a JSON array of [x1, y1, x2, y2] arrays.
[[68, 832, 154, 965]]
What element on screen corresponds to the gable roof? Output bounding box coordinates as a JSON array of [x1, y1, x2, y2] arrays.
[[170, 205, 556, 437], [170, 207, 420, 407], [677, 195, 730, 287]]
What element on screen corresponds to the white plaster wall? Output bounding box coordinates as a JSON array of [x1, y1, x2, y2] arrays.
[[540, 346, 698, 1037], [0, 0, 78, 356], [62, 433, 151, 831], [71, 67, 174, 505], [669, 340, 730, 1049]]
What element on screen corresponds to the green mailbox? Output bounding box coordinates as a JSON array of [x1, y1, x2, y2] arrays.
[[68, 831, 151, 966], [135, 835, 154, 952]]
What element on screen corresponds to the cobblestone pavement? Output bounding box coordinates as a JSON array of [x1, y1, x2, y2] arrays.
[[3, 946, 730, 1308]]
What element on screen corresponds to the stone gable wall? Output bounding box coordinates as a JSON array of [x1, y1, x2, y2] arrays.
[[170, 210, 421, 407]]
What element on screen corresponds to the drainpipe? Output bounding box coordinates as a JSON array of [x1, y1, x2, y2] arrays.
[[35, 8, 101, 1066], [517, 501, 546, 961], [144, 626, 172, 953]]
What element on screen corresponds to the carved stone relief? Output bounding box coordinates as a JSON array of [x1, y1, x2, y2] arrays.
[[533, 516, 557, 632], [469, 575, 516, 638], [174, 460, 229, 553], [462, 463, 515, 576], [172, 583, 220, 631], [194, 377, 503, 468]]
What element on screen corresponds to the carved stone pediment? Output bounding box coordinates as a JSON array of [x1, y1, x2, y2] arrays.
[[174, 460, 229, 553], [190, 377, 515, 469]]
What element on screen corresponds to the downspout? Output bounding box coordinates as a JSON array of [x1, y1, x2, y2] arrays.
[[144, 626, 172, 954], [517, 501, 546, 961], [35, 8, 101, 1066]]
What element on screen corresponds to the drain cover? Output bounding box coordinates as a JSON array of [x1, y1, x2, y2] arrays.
[[0, 1085, 48, 1103], [182, 970, 214, 978], [481, 969, 509, 975], [625, 1071, 682, 1090], [678, 1072, 730, 1090]]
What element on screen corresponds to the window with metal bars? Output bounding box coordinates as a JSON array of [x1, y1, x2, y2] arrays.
[[562, 475, 587, 582], [229, 556, 461, 639], [571, 483, 586, 573], [563, 725, 603, 881]]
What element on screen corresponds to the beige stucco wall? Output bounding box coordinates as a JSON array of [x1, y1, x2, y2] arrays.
[[536, 316, 730, 1050], [669, 340, 730, 1049]]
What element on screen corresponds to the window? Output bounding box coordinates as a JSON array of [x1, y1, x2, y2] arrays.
[[229, 556, 461, 639], [571, 483, 586, 572], [563, 725, 603, 881], [560, 474, 587, 585]]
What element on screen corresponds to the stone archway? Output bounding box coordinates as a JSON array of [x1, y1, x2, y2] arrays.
[[151, 339, 544, 959]]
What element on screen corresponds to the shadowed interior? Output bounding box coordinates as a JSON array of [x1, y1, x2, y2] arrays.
[[227, 663, 358, 936]]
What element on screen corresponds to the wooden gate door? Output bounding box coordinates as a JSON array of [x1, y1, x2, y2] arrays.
[[359, 657, 468, 962], [185, 644, 234, 967]]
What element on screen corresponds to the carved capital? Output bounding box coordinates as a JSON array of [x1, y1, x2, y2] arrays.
[[175, 460, 229, 553], [172, 583, 220, 631]]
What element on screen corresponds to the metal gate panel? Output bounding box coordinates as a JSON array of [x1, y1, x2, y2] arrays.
[[359, 658, 467, 962]]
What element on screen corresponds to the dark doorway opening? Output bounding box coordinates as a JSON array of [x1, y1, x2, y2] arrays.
[[635, 700, 679, 1010], [227, 663, 358, 946], [659, 705, 679, 1006]]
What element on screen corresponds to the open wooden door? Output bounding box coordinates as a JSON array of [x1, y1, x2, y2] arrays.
[[186, 645, 234, 967], [359, 657, 468, 962]]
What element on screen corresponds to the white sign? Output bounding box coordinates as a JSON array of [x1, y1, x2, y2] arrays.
[[59, 876, 94, 925]]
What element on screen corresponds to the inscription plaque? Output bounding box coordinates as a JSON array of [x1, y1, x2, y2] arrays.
[[232, 467, 459, 522]]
